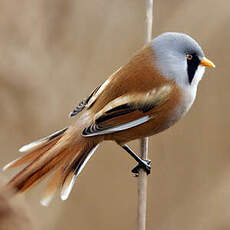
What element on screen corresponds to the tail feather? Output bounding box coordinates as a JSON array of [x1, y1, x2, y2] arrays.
[[40, 147, 82, 206], [7, 146, 69, 193], [2, 125, 100, 205], [19, 127, 68, 153], [60, 171, 75, 201], [3, 128, 68, 171], [60, 144, 99, 201], [40, 165, 67, 206]]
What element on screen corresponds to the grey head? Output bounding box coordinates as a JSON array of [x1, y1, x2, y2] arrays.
[[151, 32, 214, 88]]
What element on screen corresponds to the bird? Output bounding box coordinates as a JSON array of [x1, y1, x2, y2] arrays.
[[2, 32, 215, 206]]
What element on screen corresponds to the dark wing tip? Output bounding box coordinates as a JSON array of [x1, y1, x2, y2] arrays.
[[82, 124, 103, 137], [69, 111, 77, 118], [82, 128, 88, 136], [69, 99, 87, 118], [47, 127, 68, 140]]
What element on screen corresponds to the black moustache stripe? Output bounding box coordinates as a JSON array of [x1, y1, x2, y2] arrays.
[[187, 54, 201, 84]]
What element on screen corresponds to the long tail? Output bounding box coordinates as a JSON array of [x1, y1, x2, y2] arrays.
[[2, 124, 100, 206]]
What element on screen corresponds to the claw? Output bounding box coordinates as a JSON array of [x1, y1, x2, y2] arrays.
[[132, 159, 151, 176]]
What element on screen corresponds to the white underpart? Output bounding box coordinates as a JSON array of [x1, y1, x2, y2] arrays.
[[60, 144, 99, 201], [183, 65, 205, 112], [171, 65, 206, 125], [191, 65, 205, 88], [162, 65, 206, 131]]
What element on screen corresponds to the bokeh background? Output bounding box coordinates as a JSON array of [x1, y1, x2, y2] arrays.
[[0, 0, 229, 229]]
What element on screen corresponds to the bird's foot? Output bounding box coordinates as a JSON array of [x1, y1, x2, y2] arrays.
[[132, 159, 151, 176]]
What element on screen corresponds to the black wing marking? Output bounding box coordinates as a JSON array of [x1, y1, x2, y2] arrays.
[[69, 99, 87, 117], [95, 104, 135, 123], [82, 123, 104, 136], [82, 116, 152, 137], [95, 98, 161, 123], [69, 86, 100, 117], [82, 85, 172, 137]]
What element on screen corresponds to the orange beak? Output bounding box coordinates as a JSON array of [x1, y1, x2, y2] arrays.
[[200, 57, 215, 68]]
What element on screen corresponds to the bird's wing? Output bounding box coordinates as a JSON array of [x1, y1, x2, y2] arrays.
[[82, 85, 172, 136], [69, 86, 101, 117], [69, 68, 121, 117]]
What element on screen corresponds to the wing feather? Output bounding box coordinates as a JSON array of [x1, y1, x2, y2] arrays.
[[82, 85, 172, 137], [69, 86, 100, 117], [69, 68, 121, 117]]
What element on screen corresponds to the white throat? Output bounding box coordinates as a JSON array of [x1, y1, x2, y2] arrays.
[[181, 65, 205, 115], [191, 65, 205, 88]]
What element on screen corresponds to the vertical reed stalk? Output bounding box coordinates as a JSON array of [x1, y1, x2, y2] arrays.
[[137, 1, 153, 230]]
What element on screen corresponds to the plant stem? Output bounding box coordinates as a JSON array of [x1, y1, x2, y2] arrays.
[[137, 1, 153, 230]]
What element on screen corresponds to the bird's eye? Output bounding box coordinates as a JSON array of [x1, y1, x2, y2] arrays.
[[186, 54, 193, 60]]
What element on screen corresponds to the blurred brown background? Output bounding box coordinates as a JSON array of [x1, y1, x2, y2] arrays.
[[0, 0, 229, 229]]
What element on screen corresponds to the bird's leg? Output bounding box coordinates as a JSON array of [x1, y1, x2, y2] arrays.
[[121, 145, 151, 176]]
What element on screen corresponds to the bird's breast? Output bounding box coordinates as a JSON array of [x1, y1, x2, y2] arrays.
[[164, 85, 197, 129]]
